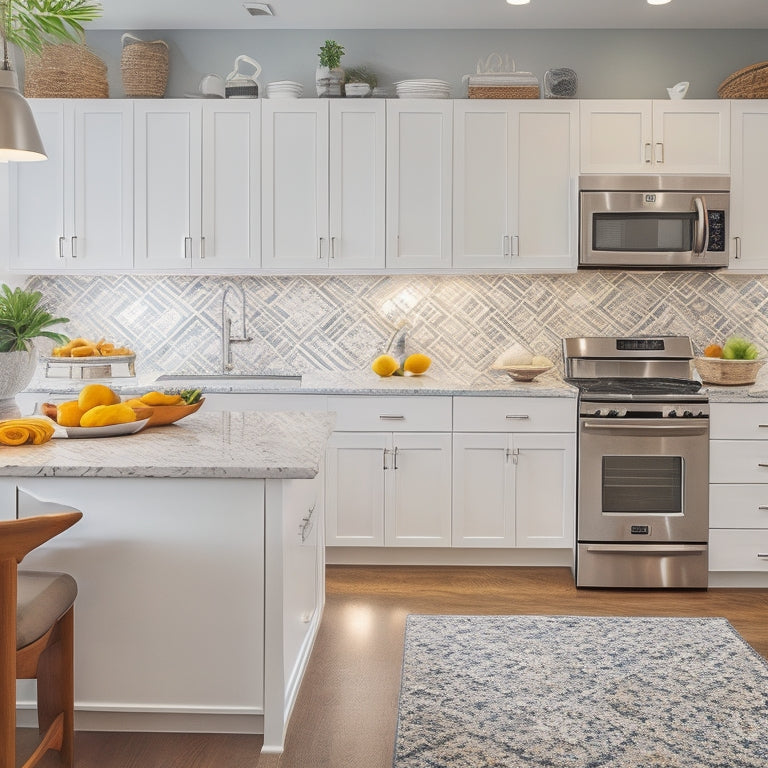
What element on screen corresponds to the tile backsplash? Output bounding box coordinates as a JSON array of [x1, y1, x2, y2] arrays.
[[26, 272, 768, 378]]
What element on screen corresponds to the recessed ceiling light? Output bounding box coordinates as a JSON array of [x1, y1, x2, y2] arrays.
[[506, 0, 531, 4], [243, 2, 274, 16], [647, 0, 672, 4]]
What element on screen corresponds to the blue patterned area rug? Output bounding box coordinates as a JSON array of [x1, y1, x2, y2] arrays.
[[393, 615, 768, 768]]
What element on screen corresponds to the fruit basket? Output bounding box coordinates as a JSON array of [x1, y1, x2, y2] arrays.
[[693, 357, 766, 386], [491, 364, 553, 382]]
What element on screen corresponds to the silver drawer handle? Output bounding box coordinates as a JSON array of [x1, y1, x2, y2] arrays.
[[758, 553, 768, 559], [758, 464, 768, 468], [505, 414, 530, 420], [584, 421, 707, 432], [586, 544, 706, 555], [758, 425, 768, 428], [379, 415, 405, 421], [758, 506, 768, 510]]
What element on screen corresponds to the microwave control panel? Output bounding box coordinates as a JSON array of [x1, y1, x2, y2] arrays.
[[707, 210, 726, 252]]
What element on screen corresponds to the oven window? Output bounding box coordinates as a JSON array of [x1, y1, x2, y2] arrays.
[[593, 212, 694, 252], [602, 456, 682, 514]]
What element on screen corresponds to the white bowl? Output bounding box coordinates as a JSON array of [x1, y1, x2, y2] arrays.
[[491, 364, 554, 382]]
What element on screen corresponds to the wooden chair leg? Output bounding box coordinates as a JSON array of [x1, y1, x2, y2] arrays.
[[0, 560, 17, 768], [35, 606, 75, 768]]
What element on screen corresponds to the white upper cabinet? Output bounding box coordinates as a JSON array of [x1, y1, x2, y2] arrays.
[[386, 100, 453, 269], [262, 99, 385, 270], [9, 100, 133, 273], [728, 101, 768, 271], [453, 100, 578, 271], [580, 100, 730, 174], [134, 100, 260, 272]]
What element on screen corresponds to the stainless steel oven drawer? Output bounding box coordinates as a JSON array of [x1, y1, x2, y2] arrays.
[[576, 543, 709, 588]]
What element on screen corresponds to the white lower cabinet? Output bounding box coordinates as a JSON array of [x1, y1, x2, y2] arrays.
[[709, 402, 768, 576], [452, 397, 575, 549], [325, 395, 453, 547]]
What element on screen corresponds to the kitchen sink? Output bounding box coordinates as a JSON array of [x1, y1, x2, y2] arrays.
[[155, 373, 302, 389]]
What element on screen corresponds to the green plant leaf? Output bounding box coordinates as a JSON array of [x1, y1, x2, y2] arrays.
[[0, 284, 69, 352]]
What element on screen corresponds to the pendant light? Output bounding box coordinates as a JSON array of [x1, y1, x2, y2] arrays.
[[0, 43, 46, 161]]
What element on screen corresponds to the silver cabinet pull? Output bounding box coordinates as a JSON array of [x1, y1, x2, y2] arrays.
[[655, 141, 664, 164], [734, 235, 742, 260], [505, 414, 530, 420], [503, 235, 510, 257], [379, 415, 405, 421], [643, 142, 652, 163], [392, 445, 399, 470], [318, 236, 325, 260], [58, 236, 65, 259], [383, 448, 389, 470], [71, 236, 77, 258], [184, 236, 192, 259], [200, 235, 206, 259], [330, 236, 336, 259], [757, 424, 768, 428], [511, 234, 519, 257], [757, 553, 768, 559], [758, 463, 768, 468]]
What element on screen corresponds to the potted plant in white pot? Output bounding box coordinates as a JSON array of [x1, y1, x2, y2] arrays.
[[316, 39, 345, 97], [0, 284, 69, 401]]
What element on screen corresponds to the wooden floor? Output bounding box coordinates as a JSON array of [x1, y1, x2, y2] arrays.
[[18, 565, 768, 768]]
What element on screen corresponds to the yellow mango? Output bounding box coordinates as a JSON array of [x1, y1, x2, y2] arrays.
[[56, 400, 87, 428], [139, 391, 183, 406], [78, 383, 120, 411], [79, 403, 137, 428]]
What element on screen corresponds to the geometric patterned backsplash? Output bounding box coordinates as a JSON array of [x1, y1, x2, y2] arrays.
[[25, 271, 768, 378]]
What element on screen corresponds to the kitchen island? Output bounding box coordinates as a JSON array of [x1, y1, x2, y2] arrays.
[[2, 410, 335, 754]]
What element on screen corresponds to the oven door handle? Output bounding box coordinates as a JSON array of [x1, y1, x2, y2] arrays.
[[693, 196, 709, 257], [585, 544, 707, 555], [582, 420, 708, 434]]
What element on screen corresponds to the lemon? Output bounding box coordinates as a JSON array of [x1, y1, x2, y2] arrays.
[[78, 383, 120, 412], [371, 354, 400, 377], [403, 353, 431, 375], [56, 400, 87, 427]]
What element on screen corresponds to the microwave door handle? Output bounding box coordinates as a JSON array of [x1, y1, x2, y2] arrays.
[[693, 196, 709, 256]]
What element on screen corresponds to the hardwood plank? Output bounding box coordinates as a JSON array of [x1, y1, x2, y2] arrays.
[[17, 566, 768, 768]]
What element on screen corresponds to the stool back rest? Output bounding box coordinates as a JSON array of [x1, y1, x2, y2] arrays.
[[0, 512, 82, 564]]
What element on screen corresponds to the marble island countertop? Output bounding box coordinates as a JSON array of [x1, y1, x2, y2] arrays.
[[0, 410, 335, 479], [25, 367, 578, 399]]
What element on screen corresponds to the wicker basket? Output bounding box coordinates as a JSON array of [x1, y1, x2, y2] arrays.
[[693, 357, 766, 386], [24, 44, 108, 99], [468, 85, 540, 99], [717, 61, 768, 99], [121, 33, 168, 98]]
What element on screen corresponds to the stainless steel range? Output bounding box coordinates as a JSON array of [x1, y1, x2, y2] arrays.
[[563, 336, 709, 589]]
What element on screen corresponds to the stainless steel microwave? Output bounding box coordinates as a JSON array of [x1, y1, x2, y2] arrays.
[[579, 175, 730, 269]]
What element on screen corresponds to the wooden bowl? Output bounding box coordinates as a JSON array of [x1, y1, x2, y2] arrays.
[[141, 398, 205, 426]]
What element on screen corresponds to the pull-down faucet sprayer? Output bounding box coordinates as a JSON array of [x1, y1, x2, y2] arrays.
[[221, 283, 253, 372]]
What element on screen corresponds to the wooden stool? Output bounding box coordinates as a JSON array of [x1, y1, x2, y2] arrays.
[[1, 512, 82, 768]]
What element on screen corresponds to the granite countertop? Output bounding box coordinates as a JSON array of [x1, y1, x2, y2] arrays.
[[24, 367, 578, 399], [0, 411, 335, 479]]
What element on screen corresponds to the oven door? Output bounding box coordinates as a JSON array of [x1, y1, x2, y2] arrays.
[[579, 190, 729, 268], [577, 416, 709, 543]]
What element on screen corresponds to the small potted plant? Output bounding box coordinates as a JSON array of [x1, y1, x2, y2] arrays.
[[344, 65, 377, 97], [0, 284, 69, 401], [316, 39, 345, 97]]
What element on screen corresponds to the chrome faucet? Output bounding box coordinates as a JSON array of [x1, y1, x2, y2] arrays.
[[221, 283, 253, 372]]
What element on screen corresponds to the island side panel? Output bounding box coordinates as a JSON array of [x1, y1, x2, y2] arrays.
[[4, 476, 266, 733]]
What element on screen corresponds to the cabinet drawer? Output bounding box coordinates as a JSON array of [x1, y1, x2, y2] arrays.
[[328, 395, 452, 432], [453, 396, 576, 433], [709, 529, 768, 572], [710, 440, 768, 483], [710, 403, 768, 440], [710, 484, 768, 528]]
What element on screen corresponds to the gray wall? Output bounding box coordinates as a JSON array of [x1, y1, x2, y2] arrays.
[[49, 28, 768, 100]]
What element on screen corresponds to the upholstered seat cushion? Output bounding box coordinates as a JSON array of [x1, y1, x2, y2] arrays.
[[17, 570, 78, 650]]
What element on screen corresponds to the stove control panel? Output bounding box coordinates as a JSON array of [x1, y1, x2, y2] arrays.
[[580, 404, 709, 418]]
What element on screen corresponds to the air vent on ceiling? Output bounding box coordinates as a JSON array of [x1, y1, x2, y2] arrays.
[[244, 2, 274, 16]]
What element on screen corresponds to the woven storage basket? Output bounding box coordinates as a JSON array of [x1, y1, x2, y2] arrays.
[[469, 85, 540, 99], [717, 60, 768, 99], [121, 33, 168, 98], [24, 44, 108, 99], [693, 357, 766, 386]]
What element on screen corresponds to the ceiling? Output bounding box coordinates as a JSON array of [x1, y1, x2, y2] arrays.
[[89, 0, 768, 31]]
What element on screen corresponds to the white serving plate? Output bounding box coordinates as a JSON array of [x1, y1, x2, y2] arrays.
[[56, 418, 151, 439]]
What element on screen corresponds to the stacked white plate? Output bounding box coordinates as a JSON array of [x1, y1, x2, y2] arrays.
[[344, 82, 372, 98], [266, 81, 303, 99], [395, 79, 451, 99]]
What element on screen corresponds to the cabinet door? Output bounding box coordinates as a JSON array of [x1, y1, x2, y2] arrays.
[[729, 102, 768, 271], [453, 101, 515, 269], [134, 100, 202, 270], [386, 100, 452, 269], [199, 100, 260, 269], [652, 100, 729, 174], [452, 433, 515, 547], [9, 100, 66, 271], [325, 431, 387, 546], [262, 100, 329, 269], [329, 100, 386, 269], [515, 103, 578, 271], [580, 100, 652, 173], [514, 432, 575, 548], [70, 100, 134, 270], [387, 433, 452, 547]]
